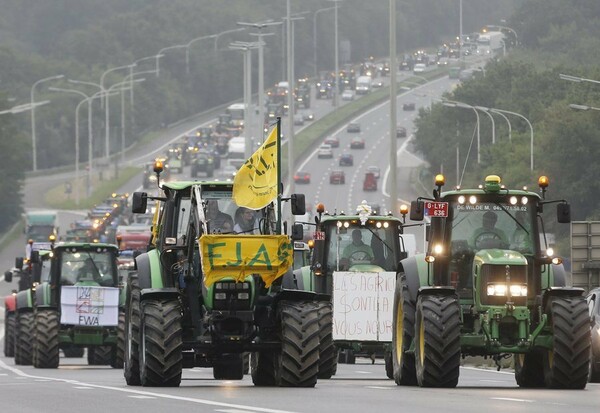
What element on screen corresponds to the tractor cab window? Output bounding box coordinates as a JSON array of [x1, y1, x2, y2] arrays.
[[58, 250, 117, 287], [325, 222, 399, 272]]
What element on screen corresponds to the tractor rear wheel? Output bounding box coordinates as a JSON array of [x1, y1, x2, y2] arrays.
[[124, 272, 141, 385], [111, 311, 125, 368], [514, 352, 545, 387], [88, 346, 112, 365], [4, 312, 15, 357], [139, 298, 183, 387], [277, 301, 320, 387], [543, 296, 590, 389], [316, 302, 337, 379], [392, 274, 417, 385], [15, 312, 34, 365], [243, 353, 250, 374], [415, 294, 461, 388], [33, 310, 60, 368], [251, 350, 277, 386]]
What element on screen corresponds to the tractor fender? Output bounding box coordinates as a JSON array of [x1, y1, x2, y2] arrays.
[[140, 287, 180, 302], [542, 286, 585, 311], [35, 283, 53, 308], [136, 249, 164, 289], [548, 263, 567, 288], [398, 256, 422, 304], [417, 286, 457, 299], [4, 294, 16, 312], [15, 290, 33, 311]]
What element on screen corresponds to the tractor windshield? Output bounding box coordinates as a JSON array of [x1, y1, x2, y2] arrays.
[[324, 220, 400, 272], [58, 249, 117, 286], [449, 201, 535, 255]]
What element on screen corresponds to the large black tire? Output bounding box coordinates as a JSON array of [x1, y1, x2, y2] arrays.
[[62, 346, 85, 358], [515, 352, 545, 387], [15, 312, 34, 365], [384, 350, 393, 379], [543, 296, 590, 389], [392, 274, 417, 385], [243, 352, 250, 375], [4, 312, 15, 357], [139, 299, 183, 387], [590, 346, 600, 383], [338, 349, 356, 364], [415, 294, 461, 388], [251, 350, 278, 386], [111, 311, 125, 368], [316, 302, 337, 379], [213, 354, 244, 380], [33, 310, 60, 368], [88, 346, 113, 365], [124, 272, 141, 385], [277, 301, 320, 387]]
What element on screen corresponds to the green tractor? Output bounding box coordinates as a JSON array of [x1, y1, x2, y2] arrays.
[[124, 177, 330, 387], [392, 174, 590, 388], [295, 201, 411, 378], [15, 242, 125, 368]]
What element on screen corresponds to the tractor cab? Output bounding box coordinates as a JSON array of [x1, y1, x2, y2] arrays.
[[51, 244, 119, 288]]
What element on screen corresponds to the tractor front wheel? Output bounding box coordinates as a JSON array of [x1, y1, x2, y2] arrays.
[[124, 272, 141, 385], [139, 298, 183, 387], [514, 352, 545, 387], [111, 311, 125, 368], [316, 302, 337, 379], [33, 310, 60, 368], [392, 274, 417, 385], [15, 312, 34, 365], [414, 294, 461, 388], [543, 296, 590, 389], [4, 312, 15, 357]]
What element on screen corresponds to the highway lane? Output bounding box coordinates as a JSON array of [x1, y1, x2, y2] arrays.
[[0, 356, 598, 412]]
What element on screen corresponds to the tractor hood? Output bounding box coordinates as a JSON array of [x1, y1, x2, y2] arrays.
[[473, 249, 528, 267]]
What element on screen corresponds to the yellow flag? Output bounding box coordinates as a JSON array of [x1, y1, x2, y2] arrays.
[[232, 125, 278, 209], [199, 234, 293, 288]]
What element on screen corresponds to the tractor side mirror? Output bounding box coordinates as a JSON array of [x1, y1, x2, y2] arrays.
[[291, 223, 304, 241], [291, 194, 306, 216], [557, 203, 571, 223], [410, 200, 424, 221], [4, 270, 12, 282], [132, 192, 148, 214], [15, 257, 24, 270]]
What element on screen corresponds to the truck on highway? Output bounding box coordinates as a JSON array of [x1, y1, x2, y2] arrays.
[[477, 31, 505, 55], [355, 75, 372, 95], [25, 210, 58, 243]]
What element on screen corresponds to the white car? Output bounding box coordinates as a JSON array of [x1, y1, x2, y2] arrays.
[[341, 89, 354, 101], [317, 144, 333, 159], [413, 63, 426, 73]]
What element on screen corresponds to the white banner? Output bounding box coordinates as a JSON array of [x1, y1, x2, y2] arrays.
[[332, 271, 396, 342], [60, 286, 120, 326]]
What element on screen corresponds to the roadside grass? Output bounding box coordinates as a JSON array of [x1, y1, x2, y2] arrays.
[[0, 220, 24, 252], [44, 167, 141, 210]]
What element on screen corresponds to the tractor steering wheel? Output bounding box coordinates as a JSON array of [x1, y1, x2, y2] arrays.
[[474, 232, 504, 249]]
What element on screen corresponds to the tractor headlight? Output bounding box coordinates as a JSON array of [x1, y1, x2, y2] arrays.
[[487, 283, 527, 297]]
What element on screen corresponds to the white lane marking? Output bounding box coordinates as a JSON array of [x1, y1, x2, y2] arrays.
[[491, 397, 534, 403], [461, 366, 514, 376], [74, 386, 93, 390], [366, 386, 392, 390], [129, 395, 157, 399], [0, 359, 299, 413], [479, 379, 505, 383], [217, 410, 264, 413], [355, 371, 372, 374]]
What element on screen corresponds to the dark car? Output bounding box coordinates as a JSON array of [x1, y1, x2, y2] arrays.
[[190, 151, 214, 178], [339, 153, 354, 166], [403, 102, 416, 111], [324, 136, 340, 148], [363, 172, 377, 191], [329, 170, 345, 184], [588, 288, 600, 382], [396, 126, 407, 138], [294, 171, 311, 184], [346, 122, 361, 133], [350, 137, 365, 149]]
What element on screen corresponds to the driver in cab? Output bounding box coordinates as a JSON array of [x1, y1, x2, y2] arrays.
[[340, 229, 374, 270], [469, 211, 509, 249]]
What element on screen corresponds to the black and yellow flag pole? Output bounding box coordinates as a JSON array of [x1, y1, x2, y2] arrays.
[[276, 116, 282, 234]]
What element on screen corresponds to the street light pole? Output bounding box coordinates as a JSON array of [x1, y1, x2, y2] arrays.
[[443, 100, 481, 164], [389, 0, 398, 213], [286, 0, 294, 195], [214, 27, 246, 51], [474, 106, 495, 144], [103, 64, 136, 160], [569, 103, 600, 112], [313, 6, 336, 79], [156, 45, 187, 77], [185, 34, 218, 74], [330, 0, 342, 107], [492, 108, 533, 170], [490, 109, 512, 141], [30, 74, 64, 171], [560, 73, 600, 86]]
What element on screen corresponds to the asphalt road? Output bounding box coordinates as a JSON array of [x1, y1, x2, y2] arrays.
[[0, 356, 598, 413]]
